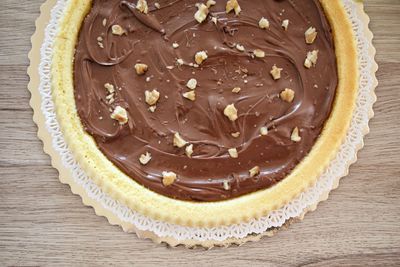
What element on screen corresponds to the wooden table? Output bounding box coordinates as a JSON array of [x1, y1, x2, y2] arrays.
[[1, 0, 399, 266]]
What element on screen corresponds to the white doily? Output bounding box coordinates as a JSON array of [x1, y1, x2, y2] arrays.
[[38, 0, 376, 242]]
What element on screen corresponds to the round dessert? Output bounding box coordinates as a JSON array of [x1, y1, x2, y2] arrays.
[[74, 0, 337, 201], [52, 0, 357, 226]]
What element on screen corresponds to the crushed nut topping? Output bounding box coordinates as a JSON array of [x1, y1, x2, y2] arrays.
[[194, 3, 209, 23], [280, 88, 295, 103], [249, 166, 260, 177], [305, 27, 317, 44], [185, 144, 193, 157], [223, 180, 231, 190], [206, 0, 216, 8], [253, 49, 265, 58], [194, 50, 208, 65], [232, 87, 241, 93], [111, 24, 125, 36], [106, 94, 114, 100], [282, 19, 289, 31], [102, 18, 107, 27], [211, 16, 218, 24], [173, 132, 188, 148], [145, 89, 160, 106], [110, 106, 128, 124], [258, 17, 270, 29], [304, 50, 319, 68], [162, 171, 176, 186], [172, 42, 179, 48], [270, 65, 283, 80], [231, 132, 240, 138], [148, 105, 157, 112], [260, 126, 268, 136], [104, 83, 115, 94], [186, 78, 197, 90], [139, 152, 152, 165], [176, 58, 184, 66], [182, 90, 196, 101], [134, 63, 148, 75], [224, 103, 238, 121], [226, 0, 241, 15], [291, 127, 301, 142], [228, 148, 238, 158], [97, 42, 104, 49], [136, 0, 148, 14], [154, 2, 160, 9], [235, 43, 245, 51]]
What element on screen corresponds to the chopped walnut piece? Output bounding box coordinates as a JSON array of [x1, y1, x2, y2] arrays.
[[260, 126, 268, 136], [97, 42, 104, 49], [173, 132, 188, 148], [182, 91, 196, 101], [110, 106, 128, 124], [194, 3, 209, 23], [235, 44, 245, 51], [224, 103, 238, 121], [136, 0, 148, 14], [102, 18, 107, 27], [139, 152, 152, 165], [172, 42, 179, 48], [305, 27, 318, 44], [186, 78, 197, 90], [144, 89, 160, 106], [282, 19, 289, 31], [304, 50, 319, 68], [249, 166, 260, 177], [134, 63, 148, 75], [176, 58, 184, 66], [232, 87, 241, 93], [253, 49, 265, 58], [195, 50, 208, 65], [211, 16, 218, 24], [162, 171, 177, 186], [228, 148, 238, 158], [280, 88, 295, 103], [185, 144, 193, 157], [258, 17, 270, 29], [154, 2, 160, 9], [106, 95, 115, 104], [231, 132, 240, 138], [148, 105, 156, 112], [206, 0, 216, 8], [223, 180, 230, 190], [104, 83, 115, 93], [226, 0, 241, 15], [270, 65, 283, 80], [291, 127, 301, 142], [111, 25, 125, 36]]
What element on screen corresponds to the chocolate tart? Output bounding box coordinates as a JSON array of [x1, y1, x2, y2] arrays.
[[52, 0, 358, 227]]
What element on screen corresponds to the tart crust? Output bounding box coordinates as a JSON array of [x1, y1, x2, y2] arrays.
[[52, 0, 358, 227]]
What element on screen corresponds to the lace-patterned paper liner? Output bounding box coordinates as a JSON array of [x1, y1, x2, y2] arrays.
[[33, 0, 376, 244]]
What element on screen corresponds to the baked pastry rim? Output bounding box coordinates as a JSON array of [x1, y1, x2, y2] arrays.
[[51, 0, 358, 227]]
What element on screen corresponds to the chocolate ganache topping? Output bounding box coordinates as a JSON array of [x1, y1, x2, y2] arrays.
[[74, 0, 338, 201]]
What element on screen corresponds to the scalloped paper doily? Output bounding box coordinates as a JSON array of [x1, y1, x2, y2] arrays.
[[28, 0, 377, 247]]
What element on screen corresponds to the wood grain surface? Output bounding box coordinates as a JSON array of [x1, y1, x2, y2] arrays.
[[0, 0, 399, 266]]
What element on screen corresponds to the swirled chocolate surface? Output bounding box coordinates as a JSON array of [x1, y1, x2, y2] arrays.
[[73, 0, 338, 201]]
